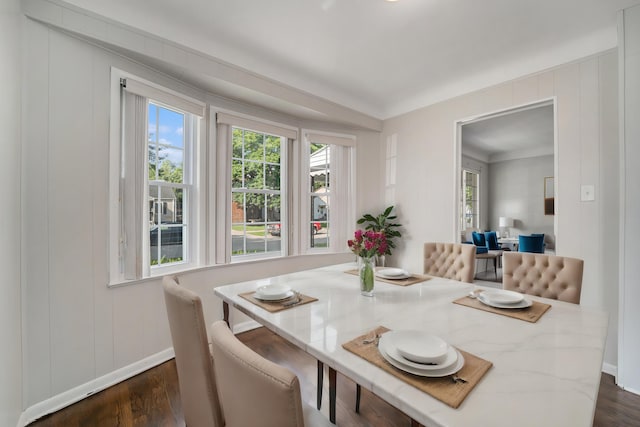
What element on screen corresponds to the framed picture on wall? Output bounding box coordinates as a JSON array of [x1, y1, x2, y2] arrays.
[[544, 176, 554, 215]]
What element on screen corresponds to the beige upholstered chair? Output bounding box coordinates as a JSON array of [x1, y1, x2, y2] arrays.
[[502, 252, 584, 304], [424, 242, 476, 283], [162, 276, 224, 427], [209, 321, 332, 427]]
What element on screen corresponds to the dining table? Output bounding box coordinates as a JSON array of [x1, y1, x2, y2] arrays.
[[214, 262, 608, 427]]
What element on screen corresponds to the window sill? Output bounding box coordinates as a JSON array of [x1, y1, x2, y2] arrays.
[[107, 252, 350, 289]]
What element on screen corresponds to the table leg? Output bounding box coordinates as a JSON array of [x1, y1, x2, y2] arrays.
[[223, 301, 229, 326], [329, 367, 337, 424], [493, 257, 498, 280], [317, 361, 324, 410]]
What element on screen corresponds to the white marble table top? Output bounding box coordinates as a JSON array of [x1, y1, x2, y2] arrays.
[[214, 262, 608, 427]]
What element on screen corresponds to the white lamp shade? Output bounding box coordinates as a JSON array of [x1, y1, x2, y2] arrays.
[[499, 217, 514, 227]]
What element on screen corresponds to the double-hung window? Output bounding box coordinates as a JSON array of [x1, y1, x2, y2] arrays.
[[461, 168, 480, 230], [302, 131, 355, 253], [111, 72, 205, 283], [216, 113, 296, 262]]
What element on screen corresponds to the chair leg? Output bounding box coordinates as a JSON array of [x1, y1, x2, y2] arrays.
[[329, 367, 337, 424], [355, 384, 361, 413], [317, 361, 323, 410]]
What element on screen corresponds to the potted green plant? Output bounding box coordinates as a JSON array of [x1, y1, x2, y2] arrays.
[[356, 206, 402, 264]]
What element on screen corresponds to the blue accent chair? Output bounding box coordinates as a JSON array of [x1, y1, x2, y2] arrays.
[[485, 231, 501, 250], [518, 234, 545, 253], [471, 231, 486, 248], [462, 240, 488, 254]]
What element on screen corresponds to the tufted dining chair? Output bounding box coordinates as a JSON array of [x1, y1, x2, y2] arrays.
[[162, 276, 225, 427], [502, 252, 584, 304], [424, 242, 476, 283], [209, 320, 333, 427]]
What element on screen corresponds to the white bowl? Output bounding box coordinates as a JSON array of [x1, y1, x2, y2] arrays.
[[389, 330, 449, 365], [378, 268, 405, 277], [255, 284, 292, 300], [482, 289, 524, 305]]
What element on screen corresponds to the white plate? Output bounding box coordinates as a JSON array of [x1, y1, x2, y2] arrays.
[[255, 284, 292, 300], [481, 289, 524, 305], [381, 334, 458, 371], [376, 269, 410, 280], [378, 268, 405, 277], [379, 334, 465, 377], [254, 290, 294, 301], [478, 293, 532, 309], [387, 330, 449, 364]]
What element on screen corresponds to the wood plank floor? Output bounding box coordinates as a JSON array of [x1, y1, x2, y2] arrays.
[[29, 327, 640, 427]]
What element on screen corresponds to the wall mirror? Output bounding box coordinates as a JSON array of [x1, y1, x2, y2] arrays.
[[544, 176, 554, 215]]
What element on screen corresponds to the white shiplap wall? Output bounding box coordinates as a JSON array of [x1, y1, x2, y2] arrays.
[[620, 4, 640, 394], [21, 18, 372, 413], [383, 51, 620, 370], [1, 0, 23, 425]]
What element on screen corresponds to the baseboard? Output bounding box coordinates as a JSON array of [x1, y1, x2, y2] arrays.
[[602, 362, 617, 378], [17, 348, 175, 427]]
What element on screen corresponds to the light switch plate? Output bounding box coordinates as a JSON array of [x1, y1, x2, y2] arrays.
[[581, 184, 595, 201]]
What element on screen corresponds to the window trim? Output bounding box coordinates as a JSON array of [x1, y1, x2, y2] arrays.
[[213, 108, 297, 263], [301, 129, 356, 254], [108, 68, 206, 286], [108, 71, 355, 287], [461, 168, 480, 230]]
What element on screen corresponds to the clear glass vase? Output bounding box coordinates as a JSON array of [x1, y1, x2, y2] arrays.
[[359, 256, 375, 297]]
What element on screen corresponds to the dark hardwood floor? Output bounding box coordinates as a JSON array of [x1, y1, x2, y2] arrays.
[[29, 327, 640, 427]]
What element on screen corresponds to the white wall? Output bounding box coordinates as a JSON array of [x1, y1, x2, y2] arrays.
[[383, 51, 620, 369], [488, 155, 554, 235], [0, 0, 23, 424], [619, 4, 640, 393], [21, 19, 379, 411]]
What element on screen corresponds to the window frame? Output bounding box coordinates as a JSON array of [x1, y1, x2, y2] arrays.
[[300, 130, 356, 255], [108, 69, 206, 286], [461, 168, 480, 230], [214, 109, 296, 264], [109, 71, 356, 287]]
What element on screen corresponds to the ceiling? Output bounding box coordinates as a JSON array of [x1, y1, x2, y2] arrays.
[[462, 104, 554, 162], [62, 0, 640, 120]]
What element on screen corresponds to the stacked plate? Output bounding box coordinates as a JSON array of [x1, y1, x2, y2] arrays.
[[253, 284, 294, 301], [477, 289, 532, 309], [378, 330, 464, 377], [376, 268, 410, 280]]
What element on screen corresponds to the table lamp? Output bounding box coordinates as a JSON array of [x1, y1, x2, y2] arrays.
[[499, 217, 514, 238]]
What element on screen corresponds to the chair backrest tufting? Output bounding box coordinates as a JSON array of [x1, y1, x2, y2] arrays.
[[163, 276, 225, 427], [502, 252, 584, 304], [423, 242, 476, 283]]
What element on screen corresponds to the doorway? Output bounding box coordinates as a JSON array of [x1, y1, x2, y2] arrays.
[[454, 99, 557, 251]]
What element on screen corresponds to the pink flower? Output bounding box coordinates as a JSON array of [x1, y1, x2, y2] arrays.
[[348, 229, 388, 258]]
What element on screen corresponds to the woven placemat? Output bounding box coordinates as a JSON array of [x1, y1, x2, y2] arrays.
[[453, 295, 551, 323], [239, 291, 317, 313], [342, 326, 492, 409], [344, 269, 431, 286]]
